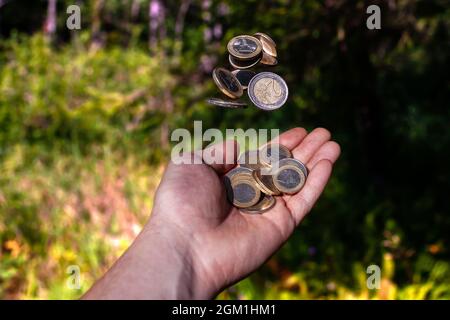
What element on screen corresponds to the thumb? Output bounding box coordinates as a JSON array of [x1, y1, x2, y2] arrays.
[[202, 139, 239, 174]]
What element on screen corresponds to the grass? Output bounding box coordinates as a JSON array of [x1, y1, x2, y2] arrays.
[[0, 143, 162, 299]]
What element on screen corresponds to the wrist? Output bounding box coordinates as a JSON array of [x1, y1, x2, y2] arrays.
[[143, 214, 218, 299]]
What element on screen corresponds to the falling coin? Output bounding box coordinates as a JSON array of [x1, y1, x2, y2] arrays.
[[231, 70, 256, 89], [254, 32, 276, 48], [254, 33, 277, 58], [241, 194, 276, 214], [273, 162, 307, 195], [252, 169, 281, 196], [247, 72, 289, 111], [260, 52, 278, 66], [227, 35, 262, 60], [229, 54, 261, 70], [212, 67, 243, 99], [206, 97, 247, 109], [259, 143, 292, 166]]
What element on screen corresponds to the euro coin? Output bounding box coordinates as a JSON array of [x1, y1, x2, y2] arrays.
[[223, 167, 253, 202], [259, 143, 292, 166], [247, 72, 288, 111], [230, 174, 261, 208], [252, 169, 281, 196], [254, 32, 276, 48], [225, 166, 253, 180], [277, 158, 308, 177], [260, 52, 278, 66], [229, 54, 261, 70], [227, 35, 262, 60], [231, 70, 256, 89], [273, 161, 307, 195], [237, 150, 265, 170], [206, 97, 247, 109], [241, 195, 276, 214], [212, 67, 243, 99], [254, 33, 277, 58]]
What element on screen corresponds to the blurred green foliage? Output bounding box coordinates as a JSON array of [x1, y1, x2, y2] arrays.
[[0, 0, 449, 299]]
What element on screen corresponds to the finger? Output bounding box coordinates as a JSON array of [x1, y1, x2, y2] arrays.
[[287, 159, 333, 225], [307, 141, 341, 168], [292, 128, 331, 164], [202, 139, 239, 174], [271, 127, 308, 150]]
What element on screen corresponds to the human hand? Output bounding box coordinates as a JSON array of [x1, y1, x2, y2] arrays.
[[84, 127, 340, 300], [150, 127, 341, 298]]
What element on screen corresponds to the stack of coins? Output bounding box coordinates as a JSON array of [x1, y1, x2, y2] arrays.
[[224, 143, 308, 213], [207, 32, 288, 111]]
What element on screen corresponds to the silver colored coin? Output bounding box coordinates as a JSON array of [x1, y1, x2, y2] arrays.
[[224, 167, 260, 208], [259, 143, 292, 166], [227, 35, 262, 60], [252, 169, 281, 196], [229, 174, 261, 208], [231, 70, 256, 89], [275, 167, 304, 193], [247, 72, 288, 111], [274, 167, 305, 194], [206, 98, 247, 109], [233, 180, 259, 207], [212, 67, 243, 99]]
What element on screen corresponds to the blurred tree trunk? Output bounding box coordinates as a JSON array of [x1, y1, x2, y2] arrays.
[[173, 0, 192, 63], [90, 0, 104, 50], [148, 0, 166, 52], [44, 0, 57, 43], [147, 0, 170, 149], [131, 0, 141, 21]]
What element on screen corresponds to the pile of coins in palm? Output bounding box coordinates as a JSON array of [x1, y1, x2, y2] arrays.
[[207, 33, 289, 111], [224, 143, 308, 213]]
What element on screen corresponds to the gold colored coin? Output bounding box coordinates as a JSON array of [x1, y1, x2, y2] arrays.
[[254, 32, 276, 48], [228, 172, 261, 208], [259, 143, 292, 166], [206, 97, 247, 109], [227, 35, 262, 60], [224, 167, 253, 207], [260, 52, 278, 66], [241, 195, 276, 214], [273, 164, 306, 195], [247, 72, 288, 110], [254, 33, 277, 58], [277, 158, 308, 177], [212, 67, 243, 99]]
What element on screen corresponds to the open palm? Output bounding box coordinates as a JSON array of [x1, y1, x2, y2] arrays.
[[151, 127, 341, 296]]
